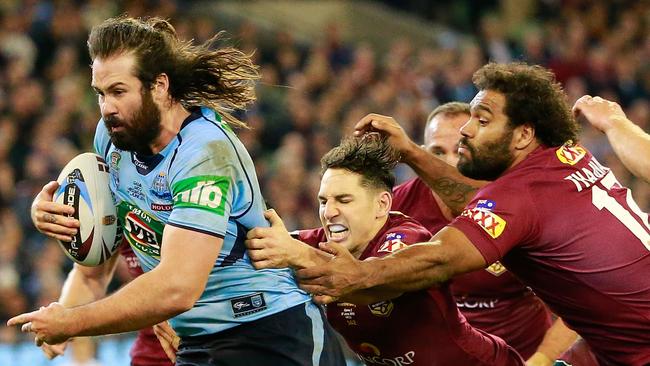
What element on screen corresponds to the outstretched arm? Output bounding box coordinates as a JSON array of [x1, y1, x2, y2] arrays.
[[296, 226, 487, 302], [573, 95, 650, 184], [354, 114, 486, 215], [526, 318, 578, 366], [8, 226, 222, 345]]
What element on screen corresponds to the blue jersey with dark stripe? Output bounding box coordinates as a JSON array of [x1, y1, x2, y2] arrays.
[[93, 107, 311, 336]]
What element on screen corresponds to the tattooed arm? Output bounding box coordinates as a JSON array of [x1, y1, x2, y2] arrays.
[[354, 114, 486, 215]]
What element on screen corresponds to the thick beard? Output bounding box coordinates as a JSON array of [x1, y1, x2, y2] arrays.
[[457, 129, 515, 181], [105, 88, 161, 155]]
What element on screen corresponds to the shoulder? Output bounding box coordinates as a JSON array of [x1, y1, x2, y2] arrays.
[[372, 213, 432, 255]]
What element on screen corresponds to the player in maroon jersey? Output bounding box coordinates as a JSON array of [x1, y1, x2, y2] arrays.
[[296, 63, 650, 366], [393, 102, 580, 365], [40, 239, 174, 366], [246, 135, 525, 365]]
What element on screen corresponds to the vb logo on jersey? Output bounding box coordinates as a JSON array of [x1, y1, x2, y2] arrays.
[[172, 175, 230, 215], [461, 205, 507, 239], [556, 141, 586, 166], [118, 202, 164, 258]]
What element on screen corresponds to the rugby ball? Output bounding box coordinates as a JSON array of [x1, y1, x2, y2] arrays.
[[54, 153, 121, 266]]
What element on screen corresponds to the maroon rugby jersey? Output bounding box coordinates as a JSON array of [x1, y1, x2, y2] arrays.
[[450, 143, 650, 366], [299, 213, 524, 366], [393, 177, 552, 359], [119, 242, 174, 366]]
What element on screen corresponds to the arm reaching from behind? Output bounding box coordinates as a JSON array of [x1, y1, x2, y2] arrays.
[[354, 114, 486, 215], [573, 95, 650, 184]]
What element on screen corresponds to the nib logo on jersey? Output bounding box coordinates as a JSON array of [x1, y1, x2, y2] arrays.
[[357, 343, 415, 366], [461, 200, 506, 239], [118, 202, 164, 258], [172, 175, 230, 215]]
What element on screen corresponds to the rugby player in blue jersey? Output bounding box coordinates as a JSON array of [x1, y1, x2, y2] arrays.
[[10, 16, 344, 366]]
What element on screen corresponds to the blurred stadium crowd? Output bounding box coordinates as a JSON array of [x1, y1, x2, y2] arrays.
[[0, 0, 648, 364]]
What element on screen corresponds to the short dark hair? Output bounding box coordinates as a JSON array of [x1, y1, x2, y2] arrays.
[[88, 16, 259, 128], [472, 62, 579, 146], [321, 134, 399, 192]]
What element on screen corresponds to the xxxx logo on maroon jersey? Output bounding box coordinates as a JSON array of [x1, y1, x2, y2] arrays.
[[461, 207, 507, 239], [556, 142, 586, 166]]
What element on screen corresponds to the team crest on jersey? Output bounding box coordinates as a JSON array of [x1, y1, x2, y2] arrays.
[[110, 151, 121, 186], [378, 232, 408, 253], [368, 300, 394, 317], [461, 206, 507, 239], [556, 142, 586, 166], [150, 172, 173, 200], [485, 261, 507, 276]]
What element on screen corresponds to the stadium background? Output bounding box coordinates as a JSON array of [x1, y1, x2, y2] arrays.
[[0, 0, 648, 364]]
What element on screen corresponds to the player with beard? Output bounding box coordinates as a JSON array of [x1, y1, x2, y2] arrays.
[[10, 16, 344, 366], [293, 63, 650, 366], [245, 135, 525, 365], [392, 102, 580, 366]]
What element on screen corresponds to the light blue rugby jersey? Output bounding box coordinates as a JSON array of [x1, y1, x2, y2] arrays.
[[93, 107, 311, 337]]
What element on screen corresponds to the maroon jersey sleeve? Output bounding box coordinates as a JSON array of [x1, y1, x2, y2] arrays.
[[449, 183, 540, 265], [297, 227, 326, 248]]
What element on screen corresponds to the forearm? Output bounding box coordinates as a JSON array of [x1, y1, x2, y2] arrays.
[[605, 117, 650, 184], [360, 242, 452, 293], [529, 318, 578, 365], [59, 255, 119, 307], [66, 267, 189, 337], [288, 239, 333, 269], [402, 142, 485, 215]]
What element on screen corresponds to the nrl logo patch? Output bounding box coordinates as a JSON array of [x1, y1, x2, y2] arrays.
[[556, 142, 586, 166], [378, 233, 408, 253], [485, 261, 507, 276]]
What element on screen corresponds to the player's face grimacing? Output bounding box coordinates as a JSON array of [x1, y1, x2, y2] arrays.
[[92, 53, 161, 154], [318, 168, 388, 258], [423, 113, 469, 166], [457, 90, 515, 181]]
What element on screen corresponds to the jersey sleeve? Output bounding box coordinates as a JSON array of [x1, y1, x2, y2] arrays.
[[449, 183, 540, 264], [166, 140, 239, 238], [297, 228, 326, 248], [372, 220, 432, 259]]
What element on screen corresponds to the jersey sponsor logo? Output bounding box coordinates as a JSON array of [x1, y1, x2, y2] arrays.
[[461, 207, 507, 239], [357, 343, 416, 366], [556, 142, 586, 165], [150, 203, 173, 211], [118, 202, 164, 258], [456, 297, 499, 309], [378, 233, 408, 253], [172, 175, 230, 215], [150, 172, 173, 200], [564, 159, 610, 192], [229, 292, 267, 318], [485, 261, 507, 276], [127, 181, 145, 200], [368, 300, 394, 317]]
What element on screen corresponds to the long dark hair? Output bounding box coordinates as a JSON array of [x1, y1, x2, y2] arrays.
[[88, 16, 259, 128]]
